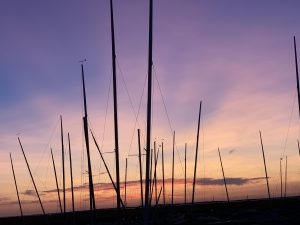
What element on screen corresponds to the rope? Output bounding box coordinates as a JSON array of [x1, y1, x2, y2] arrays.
[[22, 116, 60, 197], [281, 91, 296, 157], [153, 64, 186, 178], [115, 57, 147, 157]]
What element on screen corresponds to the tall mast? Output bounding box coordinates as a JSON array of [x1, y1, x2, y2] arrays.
[[297, 139, 300, 155], [259, 131, 271, 199], [81, 63, 96, 214], [18, 137, 45, 215], [280, 158, 283, 198], [137, 129, 144, 207], [218, 148, 229, 203], [192, 101, 202, 205], [171, 131, 175, 206], [9, 153, 23, 218], [285, 156, 287, 197], [50, 148, 62, 213], [184, 143, 187, 205], [161, 142, 165, 205], [293, 36, 300, 117], [60, 115, 66, 215], [68, 133, 75, 217], [124, 158, 128, 206], [109, 0, 121, 212], [144, 0, 153, 223]]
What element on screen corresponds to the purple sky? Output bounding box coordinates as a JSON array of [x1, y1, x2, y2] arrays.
[[1, 0, 300, 217]]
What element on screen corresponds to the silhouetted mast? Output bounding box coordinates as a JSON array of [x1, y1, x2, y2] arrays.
[[192, 101, 202, 205], [68, 133, 75, 217], [171, 131, 175, 206], [50, 148, 62, 213], [161, 142, 165, 205], [150, 147, 159, 206], [259, 131, 270, 199], [124, 158, 128, 206], [60, 115, 66, 215], [184, 143, 187, 205], [297, 139, 300, 155], [285, 156, 287, 197], [10, 153, 23, 218], [149, 148, 153, 197], [154, 142, 158, 205], [218, 148, 229, 203], [293, 36, 300, 117], [81, 63, 96, 214], [90, 131, 125, 208], [144, 0, 153, 223], [110, 0, 121, 212], [280, 158, 283, 198], [137, 129, 144, 207], [18, 137, 45, 215]]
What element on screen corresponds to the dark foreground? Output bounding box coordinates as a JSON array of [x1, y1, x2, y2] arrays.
[[1, 196, 300, 225]]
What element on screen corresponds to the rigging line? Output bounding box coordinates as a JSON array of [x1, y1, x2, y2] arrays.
[[153, 64, 186, 177], [34, 116, 60, 175], [116, 57, 141, 128], [281, 91, 296, 157], [86, 69, 112, 196], [101, 74, 112, 151], [23, 116, 60, 193], [116, 57, 148, 156], [125, 70, 148, 157]]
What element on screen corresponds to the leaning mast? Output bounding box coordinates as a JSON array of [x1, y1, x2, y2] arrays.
[[293, 36, 300, 117], [50, 148, 63, 213], [18, 137, 46, 215], [9, 153, 23, 218], [192, 101, 202, 205], [81, 63, 96, 214]]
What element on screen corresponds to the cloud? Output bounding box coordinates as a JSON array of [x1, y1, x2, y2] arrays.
[[198, 177, 265, 186], [0, 196, 11, 203], [21, 189, 44, 197], [228, 149, 235, 154], [42, 176, 265, 197]]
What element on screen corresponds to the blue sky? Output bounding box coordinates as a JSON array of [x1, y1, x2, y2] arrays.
[[0, 0, 300, 216]]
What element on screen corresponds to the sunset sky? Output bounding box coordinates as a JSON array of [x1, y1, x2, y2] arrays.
[[1, 0, 300, 217]]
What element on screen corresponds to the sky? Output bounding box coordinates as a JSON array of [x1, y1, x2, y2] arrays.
[[1, 0, 300, 217]]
